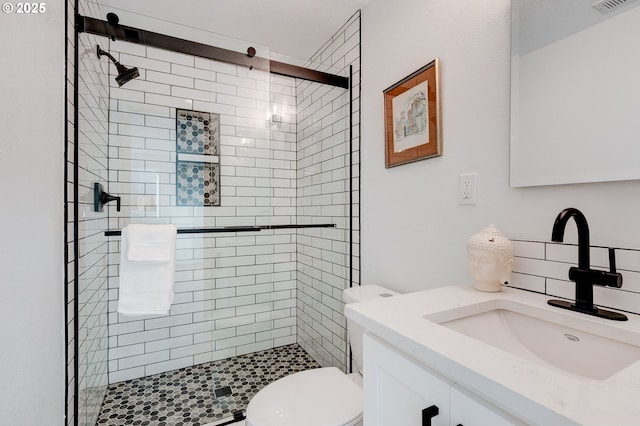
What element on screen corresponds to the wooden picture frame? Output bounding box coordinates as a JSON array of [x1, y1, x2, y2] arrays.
[[384, 59, 442, 168]]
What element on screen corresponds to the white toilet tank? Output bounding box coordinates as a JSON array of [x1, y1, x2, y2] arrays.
[[343, 285, 398, 375]]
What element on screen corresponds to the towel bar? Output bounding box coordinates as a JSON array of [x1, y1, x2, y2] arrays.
[[104, 223, 336, 237]]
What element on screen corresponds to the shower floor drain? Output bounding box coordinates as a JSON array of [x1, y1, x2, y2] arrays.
[[214, 385, 233, 398]]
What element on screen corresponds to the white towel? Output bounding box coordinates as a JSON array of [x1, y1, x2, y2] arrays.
[[127, 224, 176, 262], [118, 224, 177, 316]]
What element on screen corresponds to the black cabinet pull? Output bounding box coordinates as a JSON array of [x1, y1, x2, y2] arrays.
[[422, 405, 439, 426]]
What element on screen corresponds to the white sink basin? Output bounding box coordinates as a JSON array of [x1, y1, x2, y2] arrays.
[[425, 299, 640, 381]]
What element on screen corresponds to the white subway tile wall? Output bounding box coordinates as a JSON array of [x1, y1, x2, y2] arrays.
[[66, 3, 76, 425], [66, 4, 75, 424], [72, 1, 111, 424], [105, 40, 304, 383], [296, 11, 361, 369], [510, 240, 640, 315]]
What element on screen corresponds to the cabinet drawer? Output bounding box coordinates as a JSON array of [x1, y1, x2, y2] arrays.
[[364, 333, 453, 426], [450, 384, 526, 426]]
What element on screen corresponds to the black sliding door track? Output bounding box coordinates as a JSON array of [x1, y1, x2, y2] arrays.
[[78, 15, 349, 89]]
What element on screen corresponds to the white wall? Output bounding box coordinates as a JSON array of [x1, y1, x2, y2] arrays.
[[361, 0, 640, 294], [0, 4, 66, 425]]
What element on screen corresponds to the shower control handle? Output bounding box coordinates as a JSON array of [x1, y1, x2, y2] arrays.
[[94, 182, 121, 212], [101, 191, 121, 212]]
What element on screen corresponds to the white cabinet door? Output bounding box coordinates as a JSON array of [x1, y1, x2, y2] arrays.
[[364, 334, 453, 426], [449, 384, 526, 426]]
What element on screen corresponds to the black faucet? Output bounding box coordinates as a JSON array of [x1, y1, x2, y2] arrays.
[[548, 208, 627, 321]]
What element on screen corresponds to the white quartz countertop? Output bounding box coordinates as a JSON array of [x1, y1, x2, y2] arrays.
[[345, 285, 640, 426]]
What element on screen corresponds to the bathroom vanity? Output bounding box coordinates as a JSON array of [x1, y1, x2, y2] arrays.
[[346, 285, 640, 425]]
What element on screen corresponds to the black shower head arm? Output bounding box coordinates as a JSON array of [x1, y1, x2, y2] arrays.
[[96, 44, 140, 86], [96, 45, 119, 66]]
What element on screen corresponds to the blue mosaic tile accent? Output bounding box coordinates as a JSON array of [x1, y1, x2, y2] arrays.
[[176, 109, 219, 155], [176, 161, 220, 206]]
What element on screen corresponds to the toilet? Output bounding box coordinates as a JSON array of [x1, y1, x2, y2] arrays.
[[245, 285, 398, 426]]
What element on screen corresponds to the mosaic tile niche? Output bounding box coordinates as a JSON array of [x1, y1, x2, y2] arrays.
[[176, 109, 220, 206], [176, 161, 220, 206]]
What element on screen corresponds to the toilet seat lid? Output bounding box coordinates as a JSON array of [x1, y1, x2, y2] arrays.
[[246, 367, 362, 426]]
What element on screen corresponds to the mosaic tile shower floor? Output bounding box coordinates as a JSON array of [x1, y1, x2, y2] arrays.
[[96, 344, 319, 426]]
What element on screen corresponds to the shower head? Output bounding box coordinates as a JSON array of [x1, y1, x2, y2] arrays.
[[114, 64, 140, 86], [96, 45, 140, 87]]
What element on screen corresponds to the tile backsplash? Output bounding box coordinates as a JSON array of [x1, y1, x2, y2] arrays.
[[510, 239, 640, 315]]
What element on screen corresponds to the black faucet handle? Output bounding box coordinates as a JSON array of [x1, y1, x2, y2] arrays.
[[580, 248, 623, 288], [605, 248, 623, 288], [600, 269, 623, 288], [609, 248, 617, 274]]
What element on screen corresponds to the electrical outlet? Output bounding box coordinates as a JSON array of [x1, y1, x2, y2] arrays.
[[459, 173, 477, 205]]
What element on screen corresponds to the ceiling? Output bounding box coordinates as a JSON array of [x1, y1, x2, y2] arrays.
[[516, 0, 640, 54], [95, 0, 369, 60]]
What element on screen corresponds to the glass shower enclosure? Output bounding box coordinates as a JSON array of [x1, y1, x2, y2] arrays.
[[72, 5, 353, 425]]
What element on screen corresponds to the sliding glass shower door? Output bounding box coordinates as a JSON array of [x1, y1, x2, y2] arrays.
[[74, 5, 354, 424]]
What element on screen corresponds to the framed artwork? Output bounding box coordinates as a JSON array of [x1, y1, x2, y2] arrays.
[[383, 59, 442, 168]]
